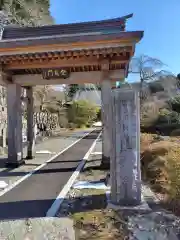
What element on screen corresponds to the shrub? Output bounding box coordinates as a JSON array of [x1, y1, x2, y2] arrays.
[[140, 133, 156, 152], [168, 95, 180, 113], [96, 108, 101, 121], [156, 108, 180, 125], [141, 132, 180, 198], [141, 138, 178, 192], [67, 100, 98, 128], [166, 147, 180, 200], [170, 129, 180, 136], [140, 102, 160, 127]]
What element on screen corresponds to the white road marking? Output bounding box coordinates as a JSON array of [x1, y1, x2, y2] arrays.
[[0, 129, 96, 198], [0, 181, 8, 189], [90, 152, 102, 155], [46, 131, 102, 217], [36, 150, 56, 154]]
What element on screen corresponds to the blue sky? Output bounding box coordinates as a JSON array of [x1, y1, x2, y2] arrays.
[[50, 0, 180, 82]]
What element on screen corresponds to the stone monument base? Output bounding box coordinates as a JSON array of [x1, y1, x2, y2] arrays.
[[100, 155, 110, 169], [5, 159, 25, 168]]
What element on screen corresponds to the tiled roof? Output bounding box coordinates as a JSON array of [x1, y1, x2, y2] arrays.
[[2, 14, 133, 40], [0, 31, 143, 49]]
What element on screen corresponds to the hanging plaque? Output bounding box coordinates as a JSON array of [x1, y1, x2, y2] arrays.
[[42, 68, 70, 80]]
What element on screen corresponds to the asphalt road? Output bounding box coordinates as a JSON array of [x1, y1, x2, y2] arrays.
[[0, 129, 100, 221]]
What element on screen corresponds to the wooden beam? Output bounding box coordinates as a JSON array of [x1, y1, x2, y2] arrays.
[[13, 70, 125, 86], [3, 55, 128, 70], [5, 58, 99, 70], [4, 56, 129, 71], [2, 47, 131, 63]]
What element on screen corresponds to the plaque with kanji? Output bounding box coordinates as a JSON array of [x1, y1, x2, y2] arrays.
[[42, 69, 70, 80]]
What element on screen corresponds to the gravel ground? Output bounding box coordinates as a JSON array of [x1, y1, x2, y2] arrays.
[[0, 217, 75, 240]]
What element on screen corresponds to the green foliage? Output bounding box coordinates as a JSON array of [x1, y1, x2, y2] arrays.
[[96, 108, 101, 121], [141, 98, 180, 130], [68, 100, 98, 128], [68, 84, 79, 99], [157, 108, 171, 124], [156, 108, 180, 125], [168, 95, 180, 113]]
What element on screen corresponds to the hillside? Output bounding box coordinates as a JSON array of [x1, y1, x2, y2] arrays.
[[72, 75, 178, 107], [0, 0, 53, 26]]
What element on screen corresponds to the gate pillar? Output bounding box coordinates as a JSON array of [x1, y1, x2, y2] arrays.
[[26, 86, 35, 159], [101, 79, 112, 168], [6, 84, 24, 167], [101, 61, 112, 169]]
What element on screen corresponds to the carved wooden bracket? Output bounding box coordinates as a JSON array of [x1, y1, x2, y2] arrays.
[[100, 60, 110, 80], [101, 59, 109, 71], [0, 66, 13, 85]]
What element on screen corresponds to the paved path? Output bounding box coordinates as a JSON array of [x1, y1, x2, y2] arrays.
[[0, 128, 94, 188], [0, 129, 100, 221]]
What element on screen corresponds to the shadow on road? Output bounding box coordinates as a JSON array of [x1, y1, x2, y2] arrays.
[[63, 132, 101, 140], [0, 193, 107, 221], [0, 158, 7, 168], [0, 157, 101, 177]]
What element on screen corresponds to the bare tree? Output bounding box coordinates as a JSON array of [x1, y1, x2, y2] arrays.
[[129, 55, 169, 103], [33, 86, 51, 111], [129, 55, 166, 83]]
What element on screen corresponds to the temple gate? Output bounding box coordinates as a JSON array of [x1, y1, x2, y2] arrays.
[[0, 14, 143, 205]]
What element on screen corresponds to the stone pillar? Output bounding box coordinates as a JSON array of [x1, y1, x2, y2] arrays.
[[26, 87, 35, 159], [101, 79, 112, 169], [111, 89, 141, 206], [6, 84, 24, 167]]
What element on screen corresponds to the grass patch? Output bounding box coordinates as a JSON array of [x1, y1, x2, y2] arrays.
[[71, 161, 129, 239], [73, 208, 128, 240], [141, 132, 180, 215]]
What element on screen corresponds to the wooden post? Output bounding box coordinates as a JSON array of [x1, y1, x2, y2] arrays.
[[2, 128, 6, 148], [26, 86, 35, 159], [101, 61, 112, 169], [6, 83, 24, 167], [111, 89, 141, 205]]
